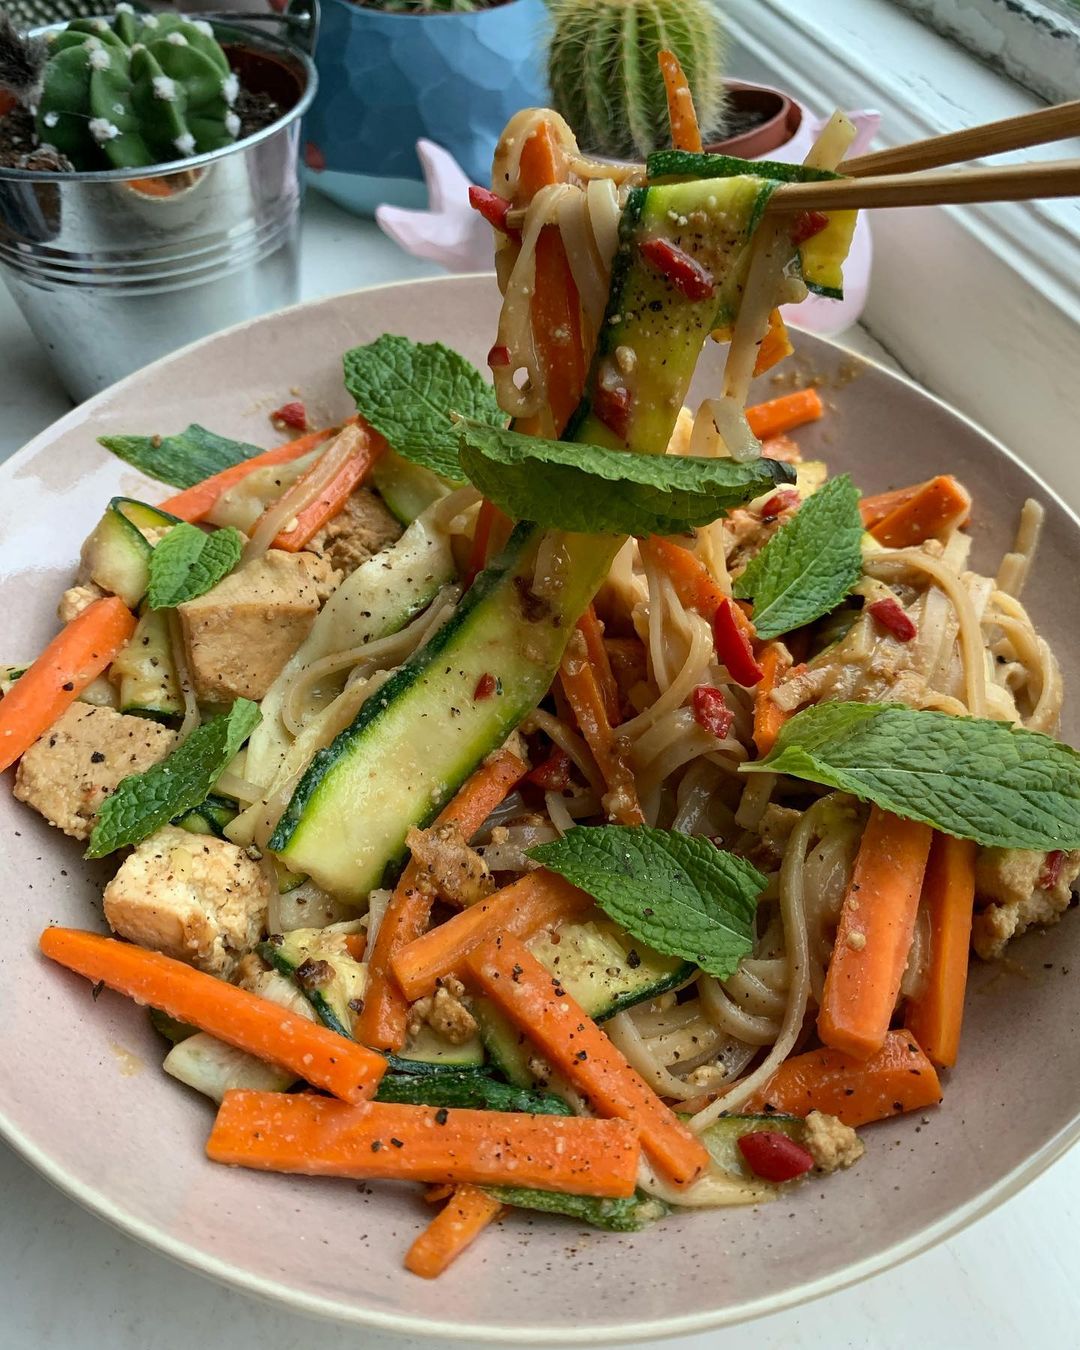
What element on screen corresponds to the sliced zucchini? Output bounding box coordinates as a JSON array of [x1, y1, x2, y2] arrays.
[[371, 448, 448, 525], [374, 1071, 571, 1114], [473, 996, 533, 1088], [486, 1186, 668, 1232], [527, 920, 694, 1021], [163, 1031, 296, 1102], [149, 1008, 197, 1044], [176, 795, 237, 839], [109, 606, 182, 717], [271, 180, 771, 900], [259, 920, 367, 1037], [206, 447, 322, 532], [81, 497, 182, 607], [699, 1112, 806, 1182], [392, 1022, 486, 1071]]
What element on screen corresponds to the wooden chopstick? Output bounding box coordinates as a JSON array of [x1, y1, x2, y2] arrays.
[[843, 100, 1080, 177], [766, 159, 1080, 212]]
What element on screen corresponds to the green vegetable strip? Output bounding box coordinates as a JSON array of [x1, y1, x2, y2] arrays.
[[485, 1186, 668, 1232], [146, 523, 244, 610], [746, 702, 1080, 851], [99, 425, 263, 490]]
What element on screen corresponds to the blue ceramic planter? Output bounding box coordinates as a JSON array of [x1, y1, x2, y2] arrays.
[[303, 0, 549, 215]]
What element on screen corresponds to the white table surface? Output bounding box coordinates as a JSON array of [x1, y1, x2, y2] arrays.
[[2, 189, 1079, 1349]]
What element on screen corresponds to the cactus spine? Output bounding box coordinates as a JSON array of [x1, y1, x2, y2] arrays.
[[35, 6, 240, 171], [547, 0, 729, 160]]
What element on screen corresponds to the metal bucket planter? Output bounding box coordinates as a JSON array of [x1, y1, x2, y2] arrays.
[[0, 18, 317, 401], [302, 0, 547, 217]]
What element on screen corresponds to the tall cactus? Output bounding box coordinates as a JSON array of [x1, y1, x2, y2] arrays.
[[35, 5, 240, 171], [547, 0, 729, 160]]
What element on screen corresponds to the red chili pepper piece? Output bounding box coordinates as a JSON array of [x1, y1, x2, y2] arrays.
[[867, 597, 917, 642], [469, 185, 513, 235], [271, 401, 307, 432], [526, 748, 573, 792], [691, 685, 734, 740], [473, 672, 497, 701], [737, 1131, 815, 1183], [1040, 849, 1066, 890], [593, 384, 633, 441], [638, 236, 715, 301], [713, 599, 763, 686], [487, 343, 512, 368], [790, 210, 830, 246], [759, 488, 801, 521]]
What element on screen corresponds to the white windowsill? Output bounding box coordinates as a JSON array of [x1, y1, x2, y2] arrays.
[[724, 0, 1080, 505]]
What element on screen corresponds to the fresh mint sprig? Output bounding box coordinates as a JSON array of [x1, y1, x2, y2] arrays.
[[99, 425, 262, 490], [146, 522, 244, 609]]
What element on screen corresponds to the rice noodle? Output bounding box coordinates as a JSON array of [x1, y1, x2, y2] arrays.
[[166, 609, 200, 744], [242, 425, 359, 563]]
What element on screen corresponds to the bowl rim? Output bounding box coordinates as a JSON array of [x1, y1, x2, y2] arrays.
[[3, 272, 1080, 1342]]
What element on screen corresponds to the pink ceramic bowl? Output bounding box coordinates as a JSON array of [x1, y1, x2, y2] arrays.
[[2, 276, 1079, 1341]]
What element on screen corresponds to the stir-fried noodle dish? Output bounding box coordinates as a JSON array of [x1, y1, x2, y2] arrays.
[[8, 72, 1080, 1279]]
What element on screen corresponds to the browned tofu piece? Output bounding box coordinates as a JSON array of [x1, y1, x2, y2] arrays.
[[14, 703, 176, 841], [177, 550, 339, 702], [103, 825, 270, 977], [306, 486, 402, 575]]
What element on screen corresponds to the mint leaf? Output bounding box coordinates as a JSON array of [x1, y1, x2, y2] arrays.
[[733, 474, 863, 638], [99, 425, 262, 490], [484, 1187, 667, 1232], [343, 336, 503, 483], [744, 702, 1080, 850], [87, 700, 261, 858], [529, 825, 765, 980], [146, 523, 244, 609], [458, 421, 795, 535]]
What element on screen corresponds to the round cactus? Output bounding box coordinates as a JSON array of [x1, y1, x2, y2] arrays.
[[35, 6, 241, 171], [547, 0, 729, 160]]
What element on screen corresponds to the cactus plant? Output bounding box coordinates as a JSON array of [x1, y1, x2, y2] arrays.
[[33, 5, 240, 170], [547, 0, 729, 160]]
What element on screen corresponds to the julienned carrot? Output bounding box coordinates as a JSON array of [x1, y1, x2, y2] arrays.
[[745, 1029, 943, 1128], [514, 121, 585, 437], [270, 423, 387, 551], [858, 481, 925, 529], [658, 49, 703, 153], [392, 870, 589, 1002], [753, 309, 794, 377], [639, 536, 726, 621], [158, 420, 356, 522], [0, 597, 136, 774], [467, 935, 712, 1188], [869, 475, 972, 549], [39, 928, 386, 1103], [357, 749, 528, 1051], [405, 1184, 504, 1279], [905, 834, 977, 1068], [818, 807, 934, 1060], [559, 633, 645, 826], [463, 498, 499, 589], [577, 606, 621, 725], [207, 1090, 641, 1197], [745, 388, 824, 441], [752, 643, 790, 758]]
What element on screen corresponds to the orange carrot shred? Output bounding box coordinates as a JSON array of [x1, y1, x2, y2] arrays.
[[869, 475, 971, 548], [268, 422, 386, 551], [0, 597, 136, 773], [466, 935, 711, 1189], [559, 635, 644, 826], [745, 388, 824, 441], [752, 643, 791, 758], [905, 834, 977, 1068], [658, 49, 703, 153], [405, 1184, 504, 1279], [753, 309, 794, 377], [576, 606, 621, 725], [357, 750, 528, 1052]]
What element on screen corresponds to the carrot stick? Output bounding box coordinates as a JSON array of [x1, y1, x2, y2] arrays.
[[858, 480, 926, 529], [207, 1090, 641, 1197], [514, 122, 586, 438], [405, 1184, 504, 1279], [639, 536, 727, 622], [357, 749, 528, 1052], [159, 421, 355, 522], [745, 1029, 943, 1128], [466, 935, 712, 1188], [905, 834, 977, 1068], [392, 870, 590, 1002], [269, 423, 387, 551], [753, 309, 794, 377], [577, 606, 621, 725], [0, 597, 136, 774], [818, 807, 935, 1060], [559, 634, 644, 826], [39, 928, 386, 1103], [869, 475, 972, 548], [745, 388, 824, 441], [752, 643, 791, 758], [658, 49, 703, 153]]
